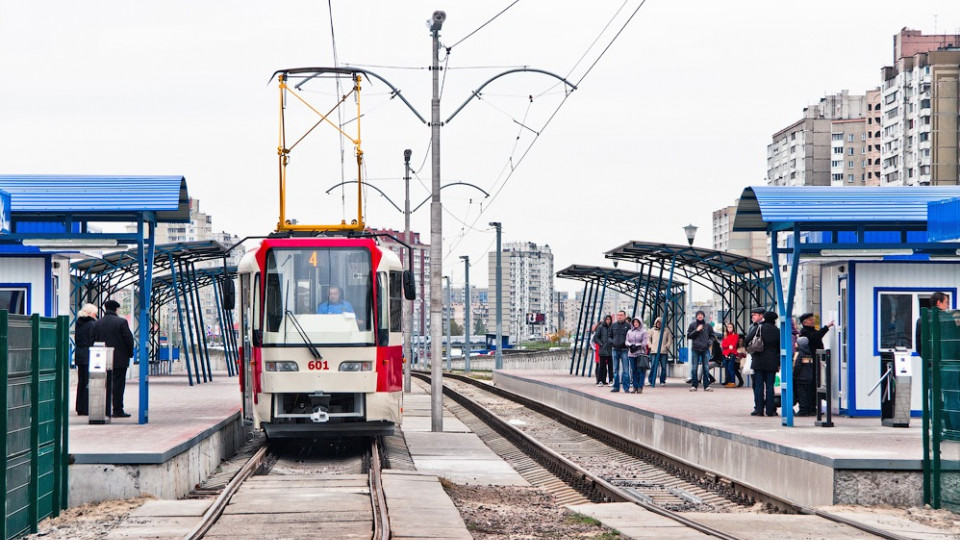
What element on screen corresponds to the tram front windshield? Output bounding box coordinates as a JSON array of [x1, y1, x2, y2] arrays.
[[263, 247, 374, 346]]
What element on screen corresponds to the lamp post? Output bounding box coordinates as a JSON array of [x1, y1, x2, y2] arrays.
[[460, 255, 470, 373], [489, 222, 503, 370], [403, 149, 413, 393], [444, 276, 452, 370], [683, 224, 698, 246]]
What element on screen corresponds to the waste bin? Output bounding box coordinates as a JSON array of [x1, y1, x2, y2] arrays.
[[88, 342, 114, 425], [879, 347, 912, 428]]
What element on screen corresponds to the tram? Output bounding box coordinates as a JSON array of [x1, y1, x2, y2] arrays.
[[234, 67, 416, 437], [237, 235, 414, 437]]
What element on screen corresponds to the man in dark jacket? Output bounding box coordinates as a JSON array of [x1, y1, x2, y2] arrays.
[[92, 299, 135, 418], [746, 309, 781, 416], [74, 304, 99, 416], [609, 311, 631, 392], [686, 310, 716, 391], [797, 312, 834, 416], [592, 315, 613, 386]]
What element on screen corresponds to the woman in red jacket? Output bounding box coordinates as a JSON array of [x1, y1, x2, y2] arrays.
[[721, 322, 742, 388]]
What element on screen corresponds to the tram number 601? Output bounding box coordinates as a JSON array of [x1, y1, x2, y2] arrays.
[[307, 360, 329, 371]]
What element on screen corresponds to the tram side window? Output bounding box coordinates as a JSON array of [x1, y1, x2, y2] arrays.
[[265, 273, 283, 332], [389, 271, 402, 332]]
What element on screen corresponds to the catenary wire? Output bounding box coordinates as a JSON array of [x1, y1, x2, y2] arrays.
[[448, 1, 521, 51], [444, 0, 648, 257]]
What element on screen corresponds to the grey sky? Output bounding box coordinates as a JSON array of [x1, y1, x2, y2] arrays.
[[2, 1, 960, 293]]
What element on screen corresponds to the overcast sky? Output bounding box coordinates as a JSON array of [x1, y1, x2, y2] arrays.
[[3, 1, 960, 293]]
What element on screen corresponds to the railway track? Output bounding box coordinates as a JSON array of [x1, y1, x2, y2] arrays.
[[417, 372, 913, 540], [182, 437, 388, 540]]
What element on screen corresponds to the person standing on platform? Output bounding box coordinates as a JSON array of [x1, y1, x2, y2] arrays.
[[626, 317, 649, 393], [686, 310, 715, 391], [721, 322, 742, 388], [592, 316, 613, 386], [746, 309, 781, 416], [793, 336, 817, 416], [647, 317, 672, 387], [74, 303, 99, 416], [797, 312, 834, 415], [609, 311, 631, 393], [92, 299, 135, 418]]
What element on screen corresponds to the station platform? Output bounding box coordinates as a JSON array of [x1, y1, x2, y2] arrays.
[[492, 369, 925, 508], [68, 371, 243, 507]]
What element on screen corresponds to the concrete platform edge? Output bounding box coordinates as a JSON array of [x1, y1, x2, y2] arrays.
[[72, 412, 242, 465]]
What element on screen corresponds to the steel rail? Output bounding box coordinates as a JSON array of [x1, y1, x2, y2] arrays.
[[182, 444, 270, 540], [431, 372, 910, 540], [369, 437, 390, 540], [414, 373, 742, 540]]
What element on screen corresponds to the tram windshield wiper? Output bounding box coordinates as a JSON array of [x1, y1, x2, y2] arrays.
[[285, 309, 322, 360]]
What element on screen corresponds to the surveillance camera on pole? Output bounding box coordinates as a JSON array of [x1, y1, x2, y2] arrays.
[[430, 11, 446, 32]]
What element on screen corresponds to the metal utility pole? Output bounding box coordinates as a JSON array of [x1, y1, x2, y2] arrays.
[[490, 222, 503, 370], [460, 255, 471, 373], [444, 276, 452, 369], [429, 10, 446, 432], [403, 149, 413, 393]]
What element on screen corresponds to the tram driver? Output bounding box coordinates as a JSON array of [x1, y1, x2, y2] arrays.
[[316, 286, 355, 315]]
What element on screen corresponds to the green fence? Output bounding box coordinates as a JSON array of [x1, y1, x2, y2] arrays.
[[0, 311, 70, 539], [920, 307, 960, 513]]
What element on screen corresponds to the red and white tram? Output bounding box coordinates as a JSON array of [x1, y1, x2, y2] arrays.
[[236, 235, 412, 437]]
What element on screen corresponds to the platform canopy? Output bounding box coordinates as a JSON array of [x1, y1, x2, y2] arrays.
[[72, 240, 239, 389], [604, 241, 775, 332], [557, 264, 688, 377]]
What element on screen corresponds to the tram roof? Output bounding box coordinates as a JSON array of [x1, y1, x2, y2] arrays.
[[732, 185, 960, 232], [0, 175, 190, 222]]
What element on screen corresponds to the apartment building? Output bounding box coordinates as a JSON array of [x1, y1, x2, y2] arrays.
[[488, 241, 554, 343]]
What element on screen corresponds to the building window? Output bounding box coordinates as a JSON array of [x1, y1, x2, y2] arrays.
[[848, 160, 854, 169], [0, 285, 29, 315], [862, 133, 867, 140], [847, 134, 855, 142], [848, 147, 855, 156], [848, 174, 854, 183], [832, 133, 843, 141], [831, 160, 841, 168], [832, 173, 843, 182], [833, 147, 843, 154]]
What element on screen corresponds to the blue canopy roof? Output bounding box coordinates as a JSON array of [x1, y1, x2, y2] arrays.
[[0, 175, 189, 222], [733, 186, 960, 232]]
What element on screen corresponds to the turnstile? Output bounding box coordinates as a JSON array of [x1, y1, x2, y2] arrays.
[[88, 343, 114, 425]]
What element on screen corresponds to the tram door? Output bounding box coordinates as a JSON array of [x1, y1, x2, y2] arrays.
[[836, 276, 848, 414], [239, 273, 254, 424]]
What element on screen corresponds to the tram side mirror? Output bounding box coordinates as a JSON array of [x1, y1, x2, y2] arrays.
[[253, 329, 262, 347], [403, 270, 416, 300], [222, 279, 236, 311]]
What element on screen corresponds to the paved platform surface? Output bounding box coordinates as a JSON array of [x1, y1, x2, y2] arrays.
[[70, 371, 240, 464], [402, 380, 529, 486], [567, 503, 952, 540], [499, 369, 922, 469]]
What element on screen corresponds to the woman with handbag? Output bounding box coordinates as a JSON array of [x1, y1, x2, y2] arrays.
[[625, 318, 649, 394]]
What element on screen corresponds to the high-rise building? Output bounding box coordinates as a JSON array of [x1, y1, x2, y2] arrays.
[[767, 91, 867, 187], [488, 241, 554, 344], [880, 29, 960, 186], [712, 202, 767, 259]]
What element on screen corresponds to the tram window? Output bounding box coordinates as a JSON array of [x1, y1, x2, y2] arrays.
[[389, 271, 402, 332], [377, 272, 389, 346], [265, 273, 283, 332]]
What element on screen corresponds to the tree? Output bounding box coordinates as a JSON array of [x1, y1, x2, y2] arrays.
[[473, 318, 487, 335], [449, 319, 463, 336]]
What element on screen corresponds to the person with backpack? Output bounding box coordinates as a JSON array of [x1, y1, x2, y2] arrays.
[[686, 310, 716, 391]]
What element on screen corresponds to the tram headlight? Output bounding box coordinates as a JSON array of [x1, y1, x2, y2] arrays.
[[264, 361, 299, 372], [338, 361, 372, 372]]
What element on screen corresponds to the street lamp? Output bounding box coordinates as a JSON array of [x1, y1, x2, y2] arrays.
[[683, 224, 698, 246], [489, 222, 503, 370]]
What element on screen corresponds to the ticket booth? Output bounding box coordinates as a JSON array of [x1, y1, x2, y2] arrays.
[[820, 261, 959, 417]]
